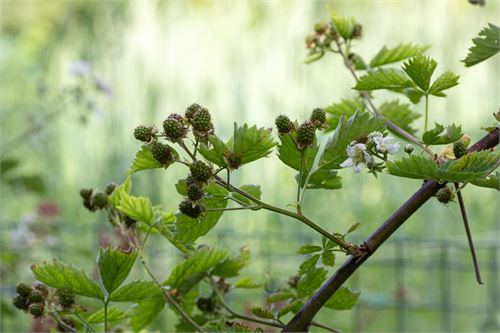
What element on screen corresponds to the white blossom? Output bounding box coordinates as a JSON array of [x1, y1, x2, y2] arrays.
[[368, 131, 400, 154], [340, 142, 372, 173]]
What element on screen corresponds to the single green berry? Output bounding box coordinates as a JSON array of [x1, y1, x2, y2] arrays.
[[287, 275, 300, 289], [79, 188, 93, 200], [12, 295, 29, 311], [151, 141, 174, 165], [83, 198, 95, 212], [134, 125, 154, 142], [56, 288, 75, 308], [16, 282, 32, 297], [190, 161, 212, 183], [453, 141, 468, 159], [104, 182, 117, 195], [310, 108, 326, 128], [187, 183, 204, 201], [297, 121, 316, 149], [192, 108, 212, 132], [314, 22, 328, 34], [124, 215, 137, 228], [275, 115, 294, 134], [28, 303, 45, 317], [404, 144, 414, 155], [179, 199, 204, 218], [185, 103, 201, 120], [351, 23, 363, 39], [436, 186, 455, 204], [196, 297, 216, 313], [28, 290, 45, 304], [224, 151, 242, 170], [33, 283, 49, 298], [92, 191, 108, 209], [163, 118, 185, 141], [185, 174, 198, 187]]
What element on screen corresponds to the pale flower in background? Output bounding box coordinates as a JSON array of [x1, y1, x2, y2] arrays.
[[369, 131, 400, 154], [340, 142, 372, 173]]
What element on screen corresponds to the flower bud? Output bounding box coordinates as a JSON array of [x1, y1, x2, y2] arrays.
[[404, 144, 414, 155]]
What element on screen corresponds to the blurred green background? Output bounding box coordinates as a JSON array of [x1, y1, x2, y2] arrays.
[[1, 0, 499, 332]]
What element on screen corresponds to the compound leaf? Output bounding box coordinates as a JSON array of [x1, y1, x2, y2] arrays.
[[402, 54, 437, 91], [129, 294, 165, 332], [232, 123, 276, 165], [325, 286, 360, 310], [109, 280, 161, 302], [117, 194, 154, 225], [198, 135, 230, 168], [98, 247, 138, 294], [463, 23, 500, 67], [87, 307, 129, 324], [369, 43, 430, 68], [128, 145, 162, 175], [422, 123, 463, 145], [297, 267, 327, 298], [429, 71, 460, 97], [354, 68, 414, 91]]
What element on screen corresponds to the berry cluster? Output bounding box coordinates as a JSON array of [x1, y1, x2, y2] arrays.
[[305, 21, 362, 55], [275, 108, 327, 149], [12, 282, 49, 318], [178, 161, 213, 218]]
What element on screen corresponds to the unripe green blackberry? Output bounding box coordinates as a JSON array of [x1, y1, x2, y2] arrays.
[[168, 113, 184, 122], [105, 182, 117, 195], [404, 144, 414, 155], [34, 283, 49, 298], [151, 141, 173, 165], [310, 108, 326, 128], [28, 290, 45, 304], [79, 188, 93, 200], [163, 118, 185, 141], [190, 161, 212, 183], [435, 186, 455, 204], [187, 183, 204, 201], [453, 141, 468, 159], [185, 103, 201, 120], [179, 199, 204, 218], [16, 282, 32, 297], [224, 151, 242, 170], [134, 125, 154, 142], [92, 191, 108, 209], [12, 295, 29, 311], [124, 215, 137, 228], [185, 174, 198, 187], [56, 288, 75, 308], [196, 297, 216, 313], [192, 108, 212, 132], [275, 115, 294, 134], [28, 302, 45, 317], [297, 121, 316, 149]]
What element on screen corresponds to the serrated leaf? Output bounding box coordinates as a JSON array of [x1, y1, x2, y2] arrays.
[[251, 307, 275, 319], [267, 291, 295, 303], [354, 68, 414, 91], [231, 185, 261, 206], [31, 260, 104, 300], [378, 100, 420, 136], [325, 286, 360, 310], [463, 23, 500, 67], [325, 98, 366, 132], [175, 179, 188, 196], [299, 254, 320, 275], [402, 54, 437, 91], [109, 280, 161, 302], [319, 111, 386, 170], [164, 249, 228, 296], [321, 251, 335, 267], [235, 277, 261, 289], [369, 43, 430, 68], [386, 151, 500, 182], [98, 247, 138, 294], [232, 123, 276, 165], [86, 307, 129, 323], [330, 11, 355, 40], [154, 213, 193, 255], [198, 135, 230, 168], [129, 294, 165, 332], [422, 123, 463, 145], [429, 71, 460, 97], [212, 246, 250, 278], [297, 267, 327, 298], [306, 169, 342, 189], [128, 145, 161, 174], [469, 172, 499, 190], [277, 133, 319, 174], [304, 52, 325, 64], [297, 245, 323, 255], [278, 300, 304, 317], [108, 177, 132, 208], [117, 194, 154, 225]]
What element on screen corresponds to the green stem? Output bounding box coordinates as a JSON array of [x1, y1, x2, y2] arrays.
[[424, 95, 429, 132], [74, 311, 97, 333], [103, 301, 108, 333], [206, 206, 260, 212], [48, 311, 78, 333], [297, 150, 305, 212]]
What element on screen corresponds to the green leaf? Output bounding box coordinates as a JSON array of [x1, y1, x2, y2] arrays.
[[354, 69, 414, 91], [319, 111, 386, 170], [278, 300, 304, 317], [235, 277, 261, 289], [321, 251, 335, 267], [386, 151, 500, 183], [86, 307, 129, 324], [164, 249, 228, 296], [109, 280, 161, 302], [330, 11, 355, 40], [325, 98, 366, 132], [463, 23, 500, 67], [117, 194, 154, 225], [378, 100, 420, 136], [369, 43, 430, 68], [7, 175, 45, 194], [232, 123, 276, 165], [108, 177, 132, 208], [297, 267, 327, 298], [252, 307, 275, 319], [31, 260, 104, 300], [422, 123, 463, 145], [267, 291, 295, 303], [402, 54, 437, 92], [129, 294, 165, 332], [212, 246, 250, 278], [231, 185, 262, 206], [0, 158, 19, 177], [128, 145, 161, 174], [325, 286, 360, 310], [429, 71, 460, 97], [277, 133, 319, 173], [469, 172, 499, 190], [299, 254, 320, 275], [297, 245, 323, 255], [98, 247, 138, 294], [304, 52, 325, 64], [198, 135, 230, 168], [306, 169, 342, 190]]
